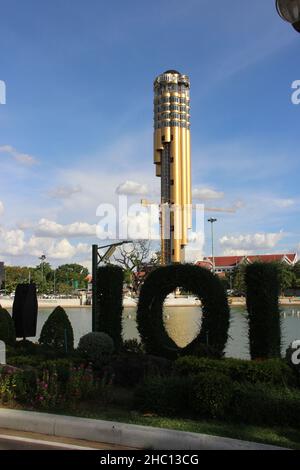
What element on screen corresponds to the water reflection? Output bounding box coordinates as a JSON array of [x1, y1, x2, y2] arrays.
[[12, 306, 300, 360]]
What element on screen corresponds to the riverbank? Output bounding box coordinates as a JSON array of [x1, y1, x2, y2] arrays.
[[1, 296, 300, 309]]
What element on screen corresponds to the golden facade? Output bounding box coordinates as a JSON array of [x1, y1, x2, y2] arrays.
[[153, 70, 191, 264]]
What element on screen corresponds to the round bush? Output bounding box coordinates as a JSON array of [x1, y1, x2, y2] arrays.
[[0, 307, 16, 346], [77, 332, 114, 367], [39, 306, 74, 353], [191, 371, 233, 419]]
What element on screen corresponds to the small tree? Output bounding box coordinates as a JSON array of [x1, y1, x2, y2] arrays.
[[0, 307, 16, 346], [39, 306, 74, 353]]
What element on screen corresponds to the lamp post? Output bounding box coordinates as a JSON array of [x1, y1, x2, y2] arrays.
[[39, 254, 46, 291], [207, 218, 217, 273], [276, 0, 300, 32]]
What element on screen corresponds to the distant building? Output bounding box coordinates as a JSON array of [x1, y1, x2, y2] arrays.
[[0, 262, 4, 288], [196, 253, 297, 276]]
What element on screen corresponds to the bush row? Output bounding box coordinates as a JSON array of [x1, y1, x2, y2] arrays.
[[134, 372, 300, 427], [0, 359, 111, 409], [175, 356, 298, 387]]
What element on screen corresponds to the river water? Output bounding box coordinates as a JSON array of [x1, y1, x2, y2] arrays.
[[18, 305, 300, 359]]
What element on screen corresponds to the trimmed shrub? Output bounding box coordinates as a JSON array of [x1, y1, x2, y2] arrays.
[[96, 265, 124, 351], [245, 262, 281, 359], [175, 356, 297, 387], [137, 264, 230, 360], [14, 339, 39, 355], [109, 353, 172, 387], [231, 382, 300, 427], [134, 375, 194, 416], [192, 371, 233, 419], [39, 306, 74, 353], [77, 332, 114, 368], [0, 307, 16, 346]]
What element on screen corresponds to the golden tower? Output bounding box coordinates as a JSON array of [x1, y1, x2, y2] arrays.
[[153, 70, 192, 264]]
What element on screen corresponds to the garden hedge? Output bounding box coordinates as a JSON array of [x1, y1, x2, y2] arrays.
[[96, 265, 124, 350], [134, 373, 300, 427], [137, 264, 230, 359], [0, 307, 16, 346], [174, 356, 297, 387], [246, 262, 281, 359]]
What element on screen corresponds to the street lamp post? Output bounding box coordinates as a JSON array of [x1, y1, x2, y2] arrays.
[[207, 218, 217, 273], [276, 0, 300, 32], [39, 254, 46, 291]]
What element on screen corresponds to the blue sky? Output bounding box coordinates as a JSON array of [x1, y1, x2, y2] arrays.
[[0, 0, 299, 268]]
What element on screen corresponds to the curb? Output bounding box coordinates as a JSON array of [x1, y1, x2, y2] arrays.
[[0, 408, 287, 450]]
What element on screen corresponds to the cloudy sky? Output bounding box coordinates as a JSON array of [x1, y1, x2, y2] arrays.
[[0, 0, 299, 269]]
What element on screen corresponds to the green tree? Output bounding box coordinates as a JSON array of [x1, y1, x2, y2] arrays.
[[39, 306, 74, 353], [293, 261, 300, 288], [55, 264, 88, 293], [276, 262, 295, 293], [232, 263, 247, 295]]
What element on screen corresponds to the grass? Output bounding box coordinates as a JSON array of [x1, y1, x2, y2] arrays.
[[4, 400, 299, 450]]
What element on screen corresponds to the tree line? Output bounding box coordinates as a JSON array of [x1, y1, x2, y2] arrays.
[[223, 260, 300, 295], [1, 262, 89, 295]]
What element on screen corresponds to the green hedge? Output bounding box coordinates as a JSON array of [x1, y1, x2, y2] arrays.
[[0, 307, 16, 346], [134, 373, 300, 427], [174, 356, 297, 387], [245, 262, 281, 359], [96, 265, 124, 350], [231, 382, 300, 427], [137, 264, 230, 359], [108, 353, 172, 387], [135, 375, 194, 416]]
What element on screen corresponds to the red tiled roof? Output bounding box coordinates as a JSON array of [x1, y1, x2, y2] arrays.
[[203, 256, 244, 267], [199, 253, 297, 268], [196, 260, 213, 269]]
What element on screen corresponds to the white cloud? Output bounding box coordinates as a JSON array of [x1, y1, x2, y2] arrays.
[[0, 223, 91, 261], [0, 145, 37, 165], [273, 198, 295, 209], [116, 180, 148, 196], [48, 185, 82, 199], [220, 232, 284, 251], [34, 219, 97, 238], [193, 187, 224, 200], [0, 227, 26, 255], [27, 236, 90, 259], [0, 201, 4, 216]]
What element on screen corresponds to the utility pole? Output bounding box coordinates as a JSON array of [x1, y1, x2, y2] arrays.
[[207, 218, 217, 273]]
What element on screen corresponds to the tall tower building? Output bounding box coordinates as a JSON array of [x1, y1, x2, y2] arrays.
[[153, 70, 192, 264]]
